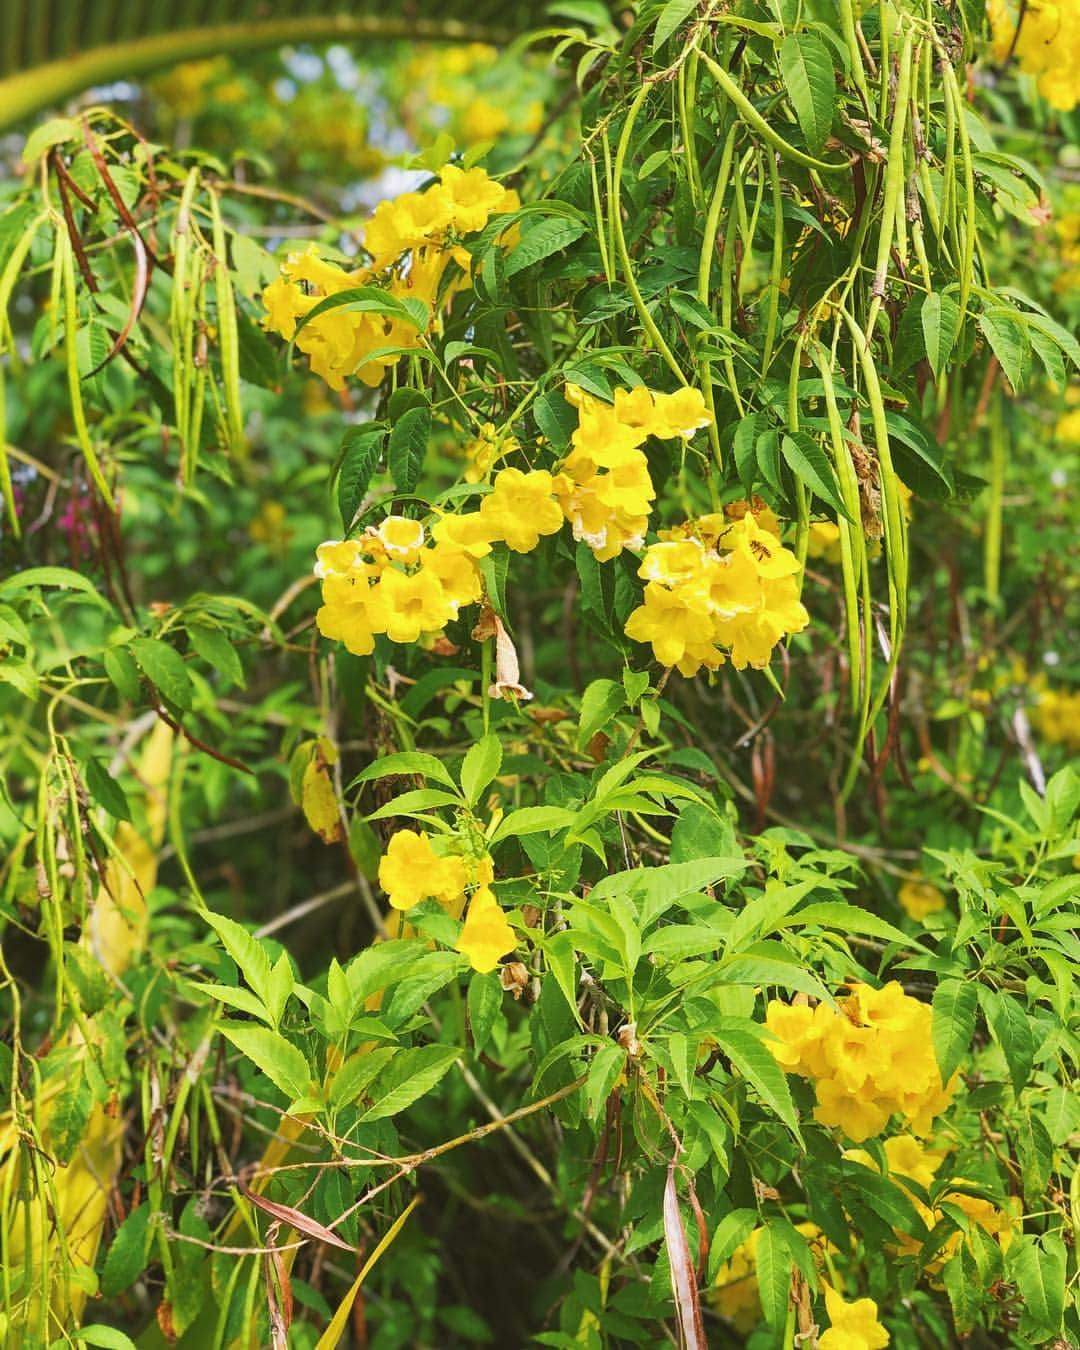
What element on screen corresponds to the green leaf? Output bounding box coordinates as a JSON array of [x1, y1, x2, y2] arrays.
[[733, 412, 764, 494], [291, 285, 428, 345], [712, 1018, 801, 1138], [777, 901, 916, 948], [187, 624, 244, 690], [1008, 1234, 1066, 1339], [83, 757, 131, 822], [203, 909, 274, 1012], [100, 1201, 151, 1297], [460, 733, 503, 806], [652, 0, 699, 48], [986, 992, 1035, 1096], [468, 972, 502, 1054], [328, 1045, 396, 1110], [504, 217, 587, 278], [753, 1223, 792, 1327], [360, 1044, 460, 1121], [921, 292, 961, 378], [942, 1246, 981, 1334], [585, 1042, 625, 1120], [220, 1024, 310, 1100], [129, 637, 192, 712], [50, 1072, 93, 1165], [591, 857, 745, 929], [490, 806, 576, 844], [21, 117, 80, 164], [707, 1208, 759, 1280], [337, 426, 385, 530], [978, 308, 1030, 393], [779, 33, 836, 156], [932, 979, 976, 1082], [365, 788, 463, 822], [76, 1329, 138, 1350], [0, 565, 105, 600], [780, 433, 850, 520], [388, 404, 430, 494], [350, 751, 459, 793], [103, 647, 142, 702], [533, 390, 577, 452], [577, 677, 625, 748]]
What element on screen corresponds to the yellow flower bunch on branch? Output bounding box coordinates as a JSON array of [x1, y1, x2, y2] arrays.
[[766, 983, 957, 1142], [262, 164, 519, 388], [625, 508, 809, 675]]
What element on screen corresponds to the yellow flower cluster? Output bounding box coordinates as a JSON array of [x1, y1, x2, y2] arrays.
[[262, 165, 518, 388], [990, 0, 1080, 110], [843, 1134, 1017, 1272], [553, 385, 710, 560], [1032, 685, 1080, 751], [897, 875, 946, 922], [765, 984, 956, 1143], [378, 829, 515, 971], [624, 509, 809, 675], [313, 465, 566, 654]]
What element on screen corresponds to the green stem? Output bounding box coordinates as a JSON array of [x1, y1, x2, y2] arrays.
[[612, 84, 689, 385]]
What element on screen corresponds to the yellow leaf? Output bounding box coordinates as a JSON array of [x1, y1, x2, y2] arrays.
[[315, 1197, 422, 1350], [301, 751, 343, 844]]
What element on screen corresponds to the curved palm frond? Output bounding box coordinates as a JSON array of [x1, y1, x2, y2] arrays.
[[0, 1, 562, 133]]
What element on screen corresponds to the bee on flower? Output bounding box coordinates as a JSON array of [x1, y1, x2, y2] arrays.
[[624, 506, 809, 675]]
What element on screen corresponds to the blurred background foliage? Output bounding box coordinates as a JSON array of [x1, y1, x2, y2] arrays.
[[0, 1, 1077, 1347]]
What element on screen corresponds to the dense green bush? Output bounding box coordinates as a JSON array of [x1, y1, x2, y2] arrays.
[[0, 3, 1077, 1347]]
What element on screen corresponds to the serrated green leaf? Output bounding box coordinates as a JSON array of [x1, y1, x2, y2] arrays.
[[337, 426, 385, 530], [577, 677, 624, 748], [83, 757, 131, 822], [360, 1044, 460, 1121], [130, 637, 192, 712], [388, 404, 430, 494], [779, 33, 836, 155], [460, 733, 502, 806], [221, 1024, 311, 1100], [932, 979, 976, 1082], [781, 432, 850, 520], [921, 292, 961, 378], [505, 217, 587, 278], [100, 1201, 151, 1297]]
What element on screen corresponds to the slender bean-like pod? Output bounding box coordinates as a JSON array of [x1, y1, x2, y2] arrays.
[[209, 188, 245, 454], [61, 231, 115, 510], [761, 152, 784, 377], [841, 307, 909, 797], [612, 83, 688, 385], [984, 386, 1005, 611], [814, 345, 870, 716], [787, 330, 809, 569], [0, 211, 46, 532], [941, 57, 976, 322], [677, 58, 702, 209], [588, 156, 613, 285], [698, 52, 848, 175], [696, 124, 737, 303], [839, 0, 872, 107], [867, 28, 914, 337], [719, 208, 745, 415], [171, 166, 199, 462]]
